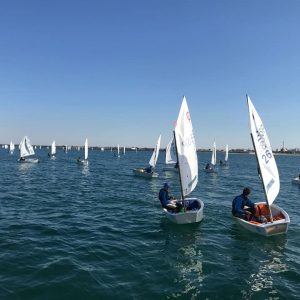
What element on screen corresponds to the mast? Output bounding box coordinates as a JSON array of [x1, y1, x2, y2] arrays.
[[173, 130, 185, 208]]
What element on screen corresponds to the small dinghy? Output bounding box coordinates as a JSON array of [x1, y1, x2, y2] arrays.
[[204, 141, 217, 173], [292, 176, 300, 185], [163, 96, 204, 224], [233, 96, 290, 236], [50, 140, 56, 160], [220, 144, 229, 168], [9, 141, 15, 154], [77, 138, 89, 165], [18, 136, 39, 163], [133, 135, 161, 178]]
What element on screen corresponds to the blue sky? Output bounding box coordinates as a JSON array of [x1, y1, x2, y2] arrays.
[[0, 0, 299, 149]]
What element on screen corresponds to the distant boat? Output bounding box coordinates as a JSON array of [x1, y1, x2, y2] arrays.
[[50, 140, 56, 159], [9, 141, 15, 154], [117, 144, 120, 158], [220, 144, 229, 167], [233, 95, 290, 236], [205, 141, 217, 173], [65, 145, 68, 153], [162, 137, 178, 172], [133, 135, 161, 178], [292, 175, 300, 185], [163, 96, 204, 224], [123, 146, 125, 155], [19, 136, 39, 163], [77, 138, 88, 165]]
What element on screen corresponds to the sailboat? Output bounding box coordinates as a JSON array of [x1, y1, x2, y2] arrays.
[[19, 136, 39, 163], [50, 140, 56, 159], [77, 138, 88, 165], [123, 146, 126, 155], [133, 135, 161, 178], [220, 144, 229, 167], [205, 141, 217, 173], [162, 137, 178, 172], [9, 141, 15, 154], [163, 96, 204, 224], [117, 144, 120, 158], [233, 96, 290, 236], [292, 174, 300, 185]]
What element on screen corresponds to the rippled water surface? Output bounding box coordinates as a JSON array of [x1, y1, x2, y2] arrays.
[[0, 149, 299, 299]]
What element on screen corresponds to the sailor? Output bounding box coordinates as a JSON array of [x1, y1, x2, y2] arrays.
[[232, 187, 256, 220], [158, 183, 181, 211]]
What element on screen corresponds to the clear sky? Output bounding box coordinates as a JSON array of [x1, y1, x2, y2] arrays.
[[0, 0, 299, 149]]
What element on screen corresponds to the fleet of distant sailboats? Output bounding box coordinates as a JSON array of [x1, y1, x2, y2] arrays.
[[1, 95, 294, 235]]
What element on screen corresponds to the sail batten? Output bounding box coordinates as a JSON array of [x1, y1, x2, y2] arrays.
[[247, 96, 279, 205]]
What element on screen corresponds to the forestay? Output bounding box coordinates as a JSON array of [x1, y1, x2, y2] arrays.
[[20, 136, 35, 157], [149, 135, 161, 168], [165, 138, 177, 164], [247, 96, 279, 205], [174, 96, 198, 197]]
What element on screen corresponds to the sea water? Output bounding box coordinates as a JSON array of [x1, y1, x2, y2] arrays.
[[0, 149, 299, 299]]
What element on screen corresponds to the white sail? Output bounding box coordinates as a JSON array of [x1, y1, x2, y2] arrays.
[[20, 136, 35, 158], [225, 144, 229, 162], [117, 144, 120, 156], [51, 141, 56, 155], [10, 141, 15, 152], [174, 96, 198, 197], [149, 135, 161, 168], [84, 138, 88, 160], [165, 138, 177, 165], [211, 141, 217, 166], [123, 146, 125, 155], [247, 95, 279, 205]]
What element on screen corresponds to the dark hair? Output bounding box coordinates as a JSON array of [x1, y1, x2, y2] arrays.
[[242, 187, 251, 196]]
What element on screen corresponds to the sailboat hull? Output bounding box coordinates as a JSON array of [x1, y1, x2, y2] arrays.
[[162, 165, 178, 172], [234, 202, 290, 236], [133, 168, 158, 178], [204, 168, 217, 173], [18, 158, 40, 163], [291, 177, 300, 185], [164, 198, 204, 224], [77, 159, 88, 166]]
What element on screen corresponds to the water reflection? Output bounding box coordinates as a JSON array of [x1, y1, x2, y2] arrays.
[[161, 221, 203, 299], [230, 224, 288, 298]]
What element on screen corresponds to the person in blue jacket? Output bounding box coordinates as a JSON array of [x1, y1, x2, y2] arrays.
[[158, 183, 182, 211], [232, 187, 256, 220]]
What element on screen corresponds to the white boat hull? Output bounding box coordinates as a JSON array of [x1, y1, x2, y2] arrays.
[[19, 158, 40, 163], [292, 177, 300, 185], [163, 198, 204, 224], [204, 168, 217, 173], [133, 168, 158, 178], [163, 165, 178, 172], [78, 159, 88, 166], [234, 202, 290, 236]]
